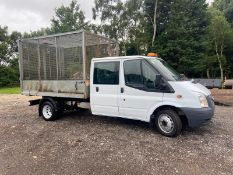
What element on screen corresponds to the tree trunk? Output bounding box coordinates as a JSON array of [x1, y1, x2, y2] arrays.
[[152, 0, 158, 48], [123, 42, 127, 56], [207, 68, 210, 79], [215, 41, 224, 88]]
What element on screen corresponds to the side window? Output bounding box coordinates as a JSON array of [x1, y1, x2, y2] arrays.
[[94, 61, 120, 85], [142, 61, 159, 90], [124, 59, 160, 91], [124, 60, 143, 88]]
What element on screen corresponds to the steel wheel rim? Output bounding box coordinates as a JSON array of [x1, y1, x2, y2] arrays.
[[42, 104, 53, 119], [158, 114, 174, 134]]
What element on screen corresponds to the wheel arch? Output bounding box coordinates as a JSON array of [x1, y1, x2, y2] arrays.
[[149, 104, 188, 127]]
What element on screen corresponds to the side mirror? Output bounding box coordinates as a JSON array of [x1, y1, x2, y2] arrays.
[[155, 74, 170, 91], [180, 74, 187, 80], [154, 74, 162, 88], [155, 74, 162, 84]]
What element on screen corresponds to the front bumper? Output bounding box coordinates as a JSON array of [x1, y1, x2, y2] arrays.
[[181, 95, 215, 128], [181, 107, 214, 127]]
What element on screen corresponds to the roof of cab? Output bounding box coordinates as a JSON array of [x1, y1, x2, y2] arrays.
[[92, 55, 157, 61]]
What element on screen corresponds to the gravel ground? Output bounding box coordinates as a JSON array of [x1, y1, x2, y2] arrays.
[[0, 95, 233, 175]]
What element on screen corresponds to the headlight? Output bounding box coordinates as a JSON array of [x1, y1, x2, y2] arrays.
[[199, 95, 208, 108]]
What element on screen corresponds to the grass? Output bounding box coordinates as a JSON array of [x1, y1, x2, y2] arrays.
[[0, 87, 20, 94]]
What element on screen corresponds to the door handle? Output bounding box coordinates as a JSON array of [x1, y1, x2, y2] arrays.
[[96, 87, 99, 92], [121, 87, 124, 93]]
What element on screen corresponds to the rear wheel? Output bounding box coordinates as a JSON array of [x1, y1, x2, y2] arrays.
[[40, 101, 58, 121], [155, 109, 182, 137]]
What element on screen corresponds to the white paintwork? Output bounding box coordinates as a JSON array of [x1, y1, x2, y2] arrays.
[[119, 58, 163, 121], [90, 59, 120, 117], [90, 56, 212, 123], [173, 81, 211, 96]]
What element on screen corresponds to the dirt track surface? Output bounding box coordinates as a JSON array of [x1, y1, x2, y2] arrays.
[[0, 95, 233, 175]]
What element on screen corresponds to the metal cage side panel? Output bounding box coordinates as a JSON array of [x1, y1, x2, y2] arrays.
[[18, 30, 118, 99], [21, 80, 86, 99]]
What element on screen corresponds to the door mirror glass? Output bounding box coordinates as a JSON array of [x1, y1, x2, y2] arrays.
[[154, 74, 162, 88], [180, 74, 188, 80]]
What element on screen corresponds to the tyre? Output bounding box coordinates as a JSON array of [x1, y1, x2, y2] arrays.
[[155, 109, 182, 137], [40, 101, 58, 121]]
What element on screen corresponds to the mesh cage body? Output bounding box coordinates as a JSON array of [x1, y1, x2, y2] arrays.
[[84, 32, 119, 79], [19, 31, 118, 82], [20, 32, 83, 81]]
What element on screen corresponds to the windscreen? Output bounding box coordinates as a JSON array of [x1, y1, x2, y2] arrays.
[[147, 58, 182, 81]]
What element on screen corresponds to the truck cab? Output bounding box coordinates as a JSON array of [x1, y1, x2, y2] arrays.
[[90, 55, 215, 137]]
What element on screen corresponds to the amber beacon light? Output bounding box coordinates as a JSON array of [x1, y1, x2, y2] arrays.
[[147, 53, 158, 57]]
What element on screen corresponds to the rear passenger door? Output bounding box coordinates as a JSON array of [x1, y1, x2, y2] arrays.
[[90, 60, 120, 117]]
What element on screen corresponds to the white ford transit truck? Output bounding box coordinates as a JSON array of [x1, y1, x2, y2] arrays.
[[19, 31, 215, 137]]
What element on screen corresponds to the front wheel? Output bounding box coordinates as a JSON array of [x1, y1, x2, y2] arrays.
[[155, 109, 182, 137]]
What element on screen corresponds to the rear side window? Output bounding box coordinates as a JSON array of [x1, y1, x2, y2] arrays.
[[94, 61, 120, 85]]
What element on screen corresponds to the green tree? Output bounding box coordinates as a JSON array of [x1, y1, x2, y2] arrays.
[[207, 7, 232, 83], [0, 26, 10, 65], [145, 0, 158, 47], [145, 0, 209, 77], [144, 0, 174, 51], [212, 0, 233, 78], [93, 0, 146, 55], [0, 27, 21, 87], [93, 0, 128, 55], [51, 0, 89, 33], [9, 31, 21, 53], [213, 0, 233, 24], [124, 0, 147, 55], [0, 26, 21, 64], [92, 0, 125, 41], [23, 28, 52, 38]]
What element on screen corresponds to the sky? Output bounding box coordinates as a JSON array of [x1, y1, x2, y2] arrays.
[[0, 0, 214, 34]]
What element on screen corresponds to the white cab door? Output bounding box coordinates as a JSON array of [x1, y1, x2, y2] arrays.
[[90, 60, 120, 117], [119, 59, 163, 121]]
